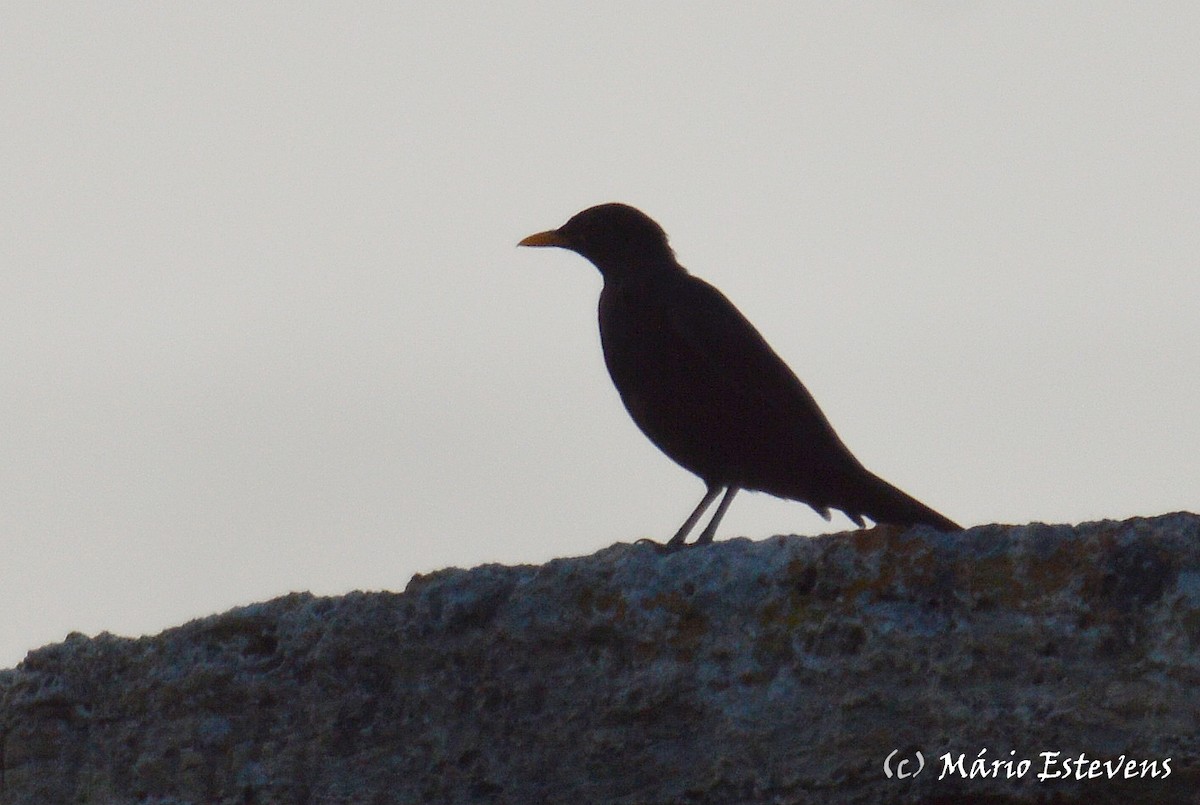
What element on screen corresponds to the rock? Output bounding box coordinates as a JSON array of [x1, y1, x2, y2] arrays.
[[2, 513, 1198, 804]]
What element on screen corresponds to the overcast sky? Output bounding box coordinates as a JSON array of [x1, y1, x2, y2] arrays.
[[3, 3, 1197, 667]]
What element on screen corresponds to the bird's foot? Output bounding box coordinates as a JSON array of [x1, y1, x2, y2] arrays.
[[634, 537, 689, 555]]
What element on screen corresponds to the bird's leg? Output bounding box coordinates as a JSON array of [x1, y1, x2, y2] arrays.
[[665, 484, 723, 547], [694, 486, 739, 545]]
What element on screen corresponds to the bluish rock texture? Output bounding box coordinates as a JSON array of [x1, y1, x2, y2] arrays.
[[2, 513, 1198, 804]]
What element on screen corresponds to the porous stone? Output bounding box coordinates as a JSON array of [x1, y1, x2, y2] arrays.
[[2, 513, 1198, 804]]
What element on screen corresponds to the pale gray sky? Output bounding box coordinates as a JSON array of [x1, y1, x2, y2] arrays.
[[3, 3, 1197, 667]]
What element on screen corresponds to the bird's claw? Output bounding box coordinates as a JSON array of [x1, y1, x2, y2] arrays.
[[634, 537, 688, 555]]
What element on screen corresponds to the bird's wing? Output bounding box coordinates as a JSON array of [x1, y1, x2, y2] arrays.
[[665, 276, 959, 531], [664, 275, 848, 452]]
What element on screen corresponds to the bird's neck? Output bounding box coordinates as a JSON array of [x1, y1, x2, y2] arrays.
[[601, 260, 688, 290]]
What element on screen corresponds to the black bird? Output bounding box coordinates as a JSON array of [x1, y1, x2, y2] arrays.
[[519, 203, 961, 546]]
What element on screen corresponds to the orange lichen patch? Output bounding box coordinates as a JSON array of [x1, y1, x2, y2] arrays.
[[667, 609, 709, 657], [738, 669, 774, 686], [843, 540, 941, 603], [847, 526, 889, 555], [954, 553, 1019, 608], [640, 591, 710, 656], [758, 597, 813, 634], [632, 640, 665, 662], [751, 627, 793, 662], [640, 590, 688, 614], [865, 526, 957, 593], [783, 558, 818, 596], [847, 524, 921, 563], [1022, 540, 1096, 606], [575, 586, 595, 612], [767, 560, 831, 628], [577, 585, 629, 621]]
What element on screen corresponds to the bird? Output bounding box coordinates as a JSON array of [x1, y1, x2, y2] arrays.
[[518, 203, 961, 547]]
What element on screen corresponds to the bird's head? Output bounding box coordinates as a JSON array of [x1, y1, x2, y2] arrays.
[[519, 203, 676, 277]]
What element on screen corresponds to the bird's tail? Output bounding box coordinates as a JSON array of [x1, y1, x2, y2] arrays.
[[842, 469, 962, 532]]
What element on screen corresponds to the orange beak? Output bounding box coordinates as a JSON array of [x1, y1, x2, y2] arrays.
[[518, 229, 569, 248]]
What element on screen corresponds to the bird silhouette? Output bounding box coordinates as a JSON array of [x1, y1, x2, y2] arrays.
[[519, 203, 961, 547]]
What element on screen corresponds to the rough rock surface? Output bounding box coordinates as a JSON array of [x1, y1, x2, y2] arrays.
[[2, 513, 1199, 805]]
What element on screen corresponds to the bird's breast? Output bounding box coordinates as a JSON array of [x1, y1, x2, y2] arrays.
[[597, 283, 683, 406], [597, 280, 749, 481]]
